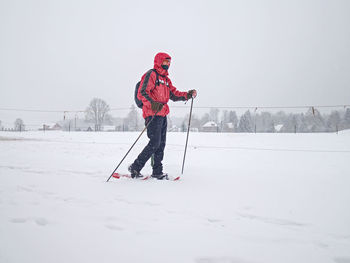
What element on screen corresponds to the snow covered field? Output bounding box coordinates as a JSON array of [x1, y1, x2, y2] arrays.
[[0, 131, 349, 263]]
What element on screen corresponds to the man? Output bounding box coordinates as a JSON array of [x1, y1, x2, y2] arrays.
[[128, 52, 197, 179]]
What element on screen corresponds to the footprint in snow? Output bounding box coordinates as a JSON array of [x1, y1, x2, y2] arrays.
[[237, 213, 308, 227], [17, 186, 33, 192], [105, 224, 123, 231], [10, 218, 28, 223], [207, 218, 221, 223], [34, 218, 48, 226], [10, 217, 48, 226], [314, 241, 329, 249]]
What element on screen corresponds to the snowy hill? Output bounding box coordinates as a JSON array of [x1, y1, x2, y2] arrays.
[[0, 131, 349, 263]]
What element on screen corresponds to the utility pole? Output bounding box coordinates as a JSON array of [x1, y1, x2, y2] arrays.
[[75, 114, 77, 131], [135, 111, 138, 131]]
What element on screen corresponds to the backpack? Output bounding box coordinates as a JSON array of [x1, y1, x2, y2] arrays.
[[134, 69, 159, 108]]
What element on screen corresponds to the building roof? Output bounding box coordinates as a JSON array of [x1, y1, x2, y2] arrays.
[[274, 124, 283, 131], [203, 121, 218, 128], [42, 123, 58, 127]]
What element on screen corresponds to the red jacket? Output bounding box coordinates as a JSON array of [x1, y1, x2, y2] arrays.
[[137, 52, 188, 119]]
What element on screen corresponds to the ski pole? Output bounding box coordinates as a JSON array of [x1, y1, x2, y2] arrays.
[[106, 109, 160, 182], [181, 97, 194, 174]]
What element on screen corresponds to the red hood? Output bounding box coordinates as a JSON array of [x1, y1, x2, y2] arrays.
[[154, 52, 171, 76]]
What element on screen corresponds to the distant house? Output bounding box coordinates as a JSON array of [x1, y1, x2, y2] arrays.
[[51, 123, 62, 130], [168, 125, 181, 132], [77, 123, 94, 132], [202, 121, 218, 132], [274, 124, 283, 132], [39, 123, 62, 131], [101, 125, 116, 132], [222, 122, 235, 132], [40, 125, 49, 131], [57, 120, 94, 131], [75, 124, 94, 132]]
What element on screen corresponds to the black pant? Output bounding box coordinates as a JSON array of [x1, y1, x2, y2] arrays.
[[131, 116, 167, 175]]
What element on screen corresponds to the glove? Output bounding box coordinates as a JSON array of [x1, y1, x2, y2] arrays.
[[187, 89, 196, 99], [151, 101, 164, 112]]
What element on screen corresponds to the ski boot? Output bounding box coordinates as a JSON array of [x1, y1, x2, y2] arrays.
[[151, 173, 168, 180], [128, 165, 143, 179]]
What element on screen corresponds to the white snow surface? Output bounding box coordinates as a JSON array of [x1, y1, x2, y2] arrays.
[[1, 131, 350, 263]]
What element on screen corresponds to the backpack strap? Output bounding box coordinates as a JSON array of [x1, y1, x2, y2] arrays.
[[152, 69, 160, 86], [152, 69, 171, 87]]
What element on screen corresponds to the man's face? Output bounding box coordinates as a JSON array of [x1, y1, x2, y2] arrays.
[[162, 59, 171, 66]]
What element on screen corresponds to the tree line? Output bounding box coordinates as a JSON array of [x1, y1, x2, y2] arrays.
[[1, 98, 349, 133], [182, 107, 350, 133]]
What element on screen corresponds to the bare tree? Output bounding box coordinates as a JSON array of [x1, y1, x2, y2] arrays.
[[124, 104, 142, 131], [200, 113, 210, 126], [304, 107, 327, 132], [14, 118, 25, 131], [238, 110, 254, 132], [327, 110, 341, 132], [85, 98, 111, 131], [256, 112, 275, 133], [209, 108, 220, 123], [340, 108, 350, 130], [182, 113, 200, 131]]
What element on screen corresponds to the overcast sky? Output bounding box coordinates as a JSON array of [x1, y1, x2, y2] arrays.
[[1, 0, 350, 124]]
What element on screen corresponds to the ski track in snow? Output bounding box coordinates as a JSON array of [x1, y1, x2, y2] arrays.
[[0, 131, 350, 263]]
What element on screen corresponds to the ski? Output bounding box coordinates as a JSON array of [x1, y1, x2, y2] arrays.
[[112, 173, 151, 180], [151, 173, 181, 181], [112, 173, 180, 181], [168, 176, 181, 181]]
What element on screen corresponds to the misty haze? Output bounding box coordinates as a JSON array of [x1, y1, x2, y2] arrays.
[[1, 1, 349, 263]]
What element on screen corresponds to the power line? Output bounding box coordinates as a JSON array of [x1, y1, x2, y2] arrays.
[[0, 108, 83, 113], [172, 104, 350, 110], [0, 104, 349, 113], [0, 107, 131, 113]]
